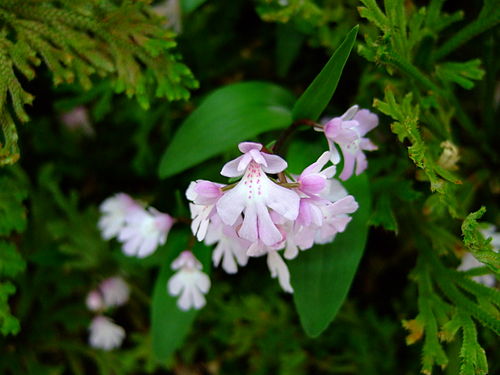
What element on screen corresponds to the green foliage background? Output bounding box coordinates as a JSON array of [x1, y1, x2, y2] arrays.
[[0, 0, 499, 374]]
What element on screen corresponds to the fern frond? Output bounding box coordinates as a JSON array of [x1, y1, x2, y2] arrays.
[[0, 166, 28, 336]]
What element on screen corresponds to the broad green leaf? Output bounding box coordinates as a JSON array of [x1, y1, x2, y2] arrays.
[[158, 82, 295, 178], [290, 173, 371, 337], [292, 25, 359, 121], [151, 231, 211, 361]]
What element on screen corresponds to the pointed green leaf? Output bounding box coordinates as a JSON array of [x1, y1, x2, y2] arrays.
[[151, 231, 211, 361], [158, 81, 295, 178], [292, 25, 359, 121], [290, 173, 371, 337]]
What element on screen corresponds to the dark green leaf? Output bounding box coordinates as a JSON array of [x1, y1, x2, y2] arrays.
[[290, 173, 371, 337], [292, 25, 359, 121], [151, 231, 212, 361], [158, 81, 295, 178]]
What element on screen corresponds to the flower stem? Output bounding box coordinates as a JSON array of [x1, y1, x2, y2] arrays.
[[273, 119, 320, 156], [221, 182, 238, 192], [279, 182, 300, 189]]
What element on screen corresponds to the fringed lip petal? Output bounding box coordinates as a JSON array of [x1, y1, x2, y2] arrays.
[[217, 161, 300, 246]]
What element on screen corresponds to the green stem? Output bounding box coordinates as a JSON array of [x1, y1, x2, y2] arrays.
[[279, 182, 300, 189], [221, 182, 238, 192], [272, 118, 320, 157]]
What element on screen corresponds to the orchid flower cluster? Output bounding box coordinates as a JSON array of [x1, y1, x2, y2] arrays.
[[98, 193, 175, 258], [86, 276, 130, 351], [96, 105, 379, 313]]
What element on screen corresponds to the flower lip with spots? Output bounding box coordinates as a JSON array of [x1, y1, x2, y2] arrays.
[[216, 142, 300, 247]]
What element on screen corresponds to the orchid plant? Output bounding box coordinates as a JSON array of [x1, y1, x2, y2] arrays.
[[1, 1, 499, 374], [98, 106, 379, 309]]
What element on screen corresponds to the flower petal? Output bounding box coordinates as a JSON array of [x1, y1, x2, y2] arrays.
[[264, 181, 300, 221], [267, 251, 293, 293], [221, 155, 246, 177], [354, 109, 378, 136], [262, 153, 288, 174], [256, 203, 283, 246], [216, 188, 246, 226], [239, 142, 263, 153], [340, 105, 359, 120]]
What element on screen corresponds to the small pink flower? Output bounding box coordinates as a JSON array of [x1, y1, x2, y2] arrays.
[[86, 276, 130, 312], [294, 179, 359, 249], [118, 207, 175, 258], [168, 251, 211, 310], [100, 277, 130, 308], [88, 316, 125, 351], [216, 142, 300, 247], [86, 290, 104, 312], [186, 180, 224, 241], [98, 193, 140, 240], [323, 106, 378, 180], [297, 151, 336, 196], [60, 106, 94, 136], [314, 196, 359, 244]]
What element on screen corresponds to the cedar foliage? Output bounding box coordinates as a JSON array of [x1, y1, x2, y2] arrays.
[[0, 0, 197, 165]]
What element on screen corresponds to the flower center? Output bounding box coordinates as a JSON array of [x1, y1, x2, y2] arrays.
[[241, 161, 264, 201]]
